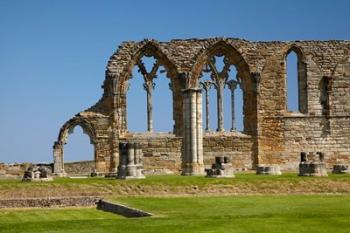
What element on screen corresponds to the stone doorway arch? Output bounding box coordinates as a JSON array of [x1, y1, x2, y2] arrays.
[[53, 116, 97, 177]]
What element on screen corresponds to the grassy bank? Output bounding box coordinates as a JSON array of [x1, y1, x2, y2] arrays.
[[1, 195, 349, 233], [0, 173, 349, 198]]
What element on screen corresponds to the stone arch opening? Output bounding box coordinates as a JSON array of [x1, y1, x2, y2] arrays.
[[191, 41, 256, 135], [127, 54, 173, 133], [53, 118, 97, 176], [113, 41, 182, 136], [284, 46, 307, 113]]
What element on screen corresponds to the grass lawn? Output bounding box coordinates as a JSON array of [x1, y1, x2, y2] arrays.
[[1, 195, 349, 233]]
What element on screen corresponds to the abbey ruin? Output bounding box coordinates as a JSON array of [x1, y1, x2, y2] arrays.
[[53, 38, 350, 176]]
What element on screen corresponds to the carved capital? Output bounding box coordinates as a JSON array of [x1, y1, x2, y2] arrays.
[[143, 81, 155, 93], [199, 80, 214, 92], [225, 79, 238, 91]]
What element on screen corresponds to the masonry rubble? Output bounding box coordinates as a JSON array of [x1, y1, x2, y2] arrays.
[[299, 152, 328, 176], [205, 156, 235, 178]]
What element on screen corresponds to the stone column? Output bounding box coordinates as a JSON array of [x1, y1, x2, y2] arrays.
[[226, 80, 238, 131], [53, 142, 66, 177], [216, 81, 225, 132], [182, 88, 204, 175], [127, 143, 137, 177], [199, 80, 213, 131], [143, 81, 155, 132]]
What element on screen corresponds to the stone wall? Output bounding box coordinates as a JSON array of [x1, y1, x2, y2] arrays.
[[64, 160, 95, 176], [0, 197, 100, 208], [122, 133, 182, 174], [97, 200, 152, 217], [53, 38, 350, 175], [0, 163, 53, 179], [203, 132, 253, 170], [0, 161, 96, 178]]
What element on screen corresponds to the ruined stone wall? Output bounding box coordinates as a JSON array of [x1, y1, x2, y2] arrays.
[[121, 133, 183, 174], [258, 41, 350, 169], [0, 163, 53, 179], [117, 132, 254, 173], [54, 38, 350, 174], [203, 132, 253, 170], [64, 161, 95, 176]]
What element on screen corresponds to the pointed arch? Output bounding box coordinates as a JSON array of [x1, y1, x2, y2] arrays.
[[190, 40, 252, 88], [190, 40, 257, 135], [111, 40, 183, 135], [57, 116, 96, 146], [116, 40, 179, 93], [283, 44, 308, 113]]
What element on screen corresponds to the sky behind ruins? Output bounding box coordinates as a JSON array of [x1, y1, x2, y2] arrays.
[[0, 0, 349, 163]]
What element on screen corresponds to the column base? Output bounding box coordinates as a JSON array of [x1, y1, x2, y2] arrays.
[[54, 172, 67, 177], [181, 163, 205, 176]]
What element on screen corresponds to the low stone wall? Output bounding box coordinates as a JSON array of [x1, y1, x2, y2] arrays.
[[203, 132, 254, 170], [97, 200, 152, 217], [0, 161, 96, 178], [0, 197, 100, 208], [123, 133, 183, 175], [123, 132, 255, 174], [0, 163, 53, 179], [64, 160, 95, 176]]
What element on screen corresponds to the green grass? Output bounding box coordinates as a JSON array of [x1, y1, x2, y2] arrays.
[[1, 173, 349, 198], [1, 195, 349, 233], [0, 173, 349, 186]]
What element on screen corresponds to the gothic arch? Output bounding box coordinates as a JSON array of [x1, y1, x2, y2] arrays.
[[282, 44, 308, 113], [53, 116, 97, 176], [57, 116, 97, 145], [190, 40, 257, 135], [110, 40, 184, 134], [115, 40, 179, 94], [190, 40, 252, 88]]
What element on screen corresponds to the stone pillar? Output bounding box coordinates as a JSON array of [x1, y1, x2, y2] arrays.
[[182, 88, 204, 175], [117, 143, 128, 178], [226, 80, 238, 131], [200, 80, 213, 131], [216, 82, 224, 132], [53, 142, 66, 177], [117, 142, 145, 179], [143, 81, 155, 132], [127, 143, 137, 177]]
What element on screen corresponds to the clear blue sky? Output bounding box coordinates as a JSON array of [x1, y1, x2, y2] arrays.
[[0, 0, 349, 163]]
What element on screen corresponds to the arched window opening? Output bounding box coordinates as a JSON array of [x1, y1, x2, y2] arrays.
[[200, 54, 244, 132], [127, 55, 173, 133], [286, 49, 307, 113], [64, 125, 95, 175], [286, 51, 298, 112]]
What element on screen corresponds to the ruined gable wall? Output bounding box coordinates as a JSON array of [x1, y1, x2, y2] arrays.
[[258, 41, 350, 169]]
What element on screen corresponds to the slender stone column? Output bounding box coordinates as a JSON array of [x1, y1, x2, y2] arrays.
[[199, 80, 213, 131], [226, 80, 238, 131], [143, 81, 155, 132], [182, 88, 204, 175], [213, 80, 225, 132], [137, 59, 159, 133], [207, 57, 230, 132]]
